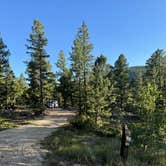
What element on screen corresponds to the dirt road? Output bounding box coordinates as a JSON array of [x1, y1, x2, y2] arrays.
[[0, 110, 75, 166]]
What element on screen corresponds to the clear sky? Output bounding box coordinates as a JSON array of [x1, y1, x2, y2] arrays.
[[0, 0, 166, 77]]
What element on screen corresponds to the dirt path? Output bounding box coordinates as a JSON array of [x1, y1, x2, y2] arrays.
[[0, 110, 75, 166]]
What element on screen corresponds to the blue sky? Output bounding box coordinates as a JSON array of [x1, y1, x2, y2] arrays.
[[0, 0, 166, 77]]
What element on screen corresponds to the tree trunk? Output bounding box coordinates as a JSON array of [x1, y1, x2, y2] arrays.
[[78, 76, 81, 113], [39, 54, 44, 114]]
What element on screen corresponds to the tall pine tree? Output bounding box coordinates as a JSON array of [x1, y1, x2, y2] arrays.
[[70, 21, 93, 114], [113, 54, 130, 120], [26, 20, 50, 114], [56, 50, 71, 108], [88, 55, 111, 126], [145, 49, 166, 112], [0, 35, 14, 109], [145, 49, 165, 89]]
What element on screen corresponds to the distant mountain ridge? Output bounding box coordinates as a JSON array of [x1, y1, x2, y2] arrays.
[[129, 66, 146, 80]]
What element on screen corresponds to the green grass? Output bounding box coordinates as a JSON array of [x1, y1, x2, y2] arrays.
[[0, 117, 22, 131], [42, 126, 166, 166], [0, 109, 31, 131]]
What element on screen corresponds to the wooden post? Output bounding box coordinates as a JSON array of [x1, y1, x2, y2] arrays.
[[120, 124, 131, 164]]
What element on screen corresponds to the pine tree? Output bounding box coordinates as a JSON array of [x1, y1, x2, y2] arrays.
[[26, 20, 50, 114], [43, 61, 56, 100], [56, 50, 71, 108], [130, 71, 143, 110], [162, 55, 166, 108], [145, 49, 165, 89], [88, 55, 111, 127], [70, 21, 93, 114], [15, 74, 28, 105], [0, 65, 16, 109], [145, 49, 166, 113], [5, 67, 16, 107], [132, 53, 166, 150], [113, 54, 130, 116], [133, 83, 165, 150], [0, 35, 11, 109], [0, 36, 10, 75], [57, 50, 67, 74]]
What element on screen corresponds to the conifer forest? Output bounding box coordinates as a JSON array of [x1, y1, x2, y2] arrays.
[[0, 20, 166, 166]]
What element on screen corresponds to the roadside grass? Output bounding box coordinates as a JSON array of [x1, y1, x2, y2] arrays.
[[42, 126, 166, 166], [0, 117, 28, 131], [0, 117, 18, 131], [0, 108, 34, 131]]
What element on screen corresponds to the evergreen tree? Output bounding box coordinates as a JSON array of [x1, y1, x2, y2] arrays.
[[70, 21, 93, 114], [43, 62, 56, 100], [130, 71, 143, 110], [14, 74, 28, 105], [56, 50, 70, 108], [133, 83, 166, 150], [5, 67, 16, 107], [57, 50, 67, 73], [0, 35, 11, 109], [145, 49, 166, 112], [26, 20, 50, 114], [88, 55, 111, 126], [0, 36, 10, 75], [0, 65, 16, 109], [145, 49, 165, 89], [132, 52, 166, 151], [162, 55, 166, 107], [113, 54, 130, 116]]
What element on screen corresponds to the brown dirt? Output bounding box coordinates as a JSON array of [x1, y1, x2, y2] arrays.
[[0, 110, 75, 166]]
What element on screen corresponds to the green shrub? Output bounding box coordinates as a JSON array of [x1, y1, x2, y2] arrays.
[[70, 115, 93, 129], [95, 126, 120, 137]]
